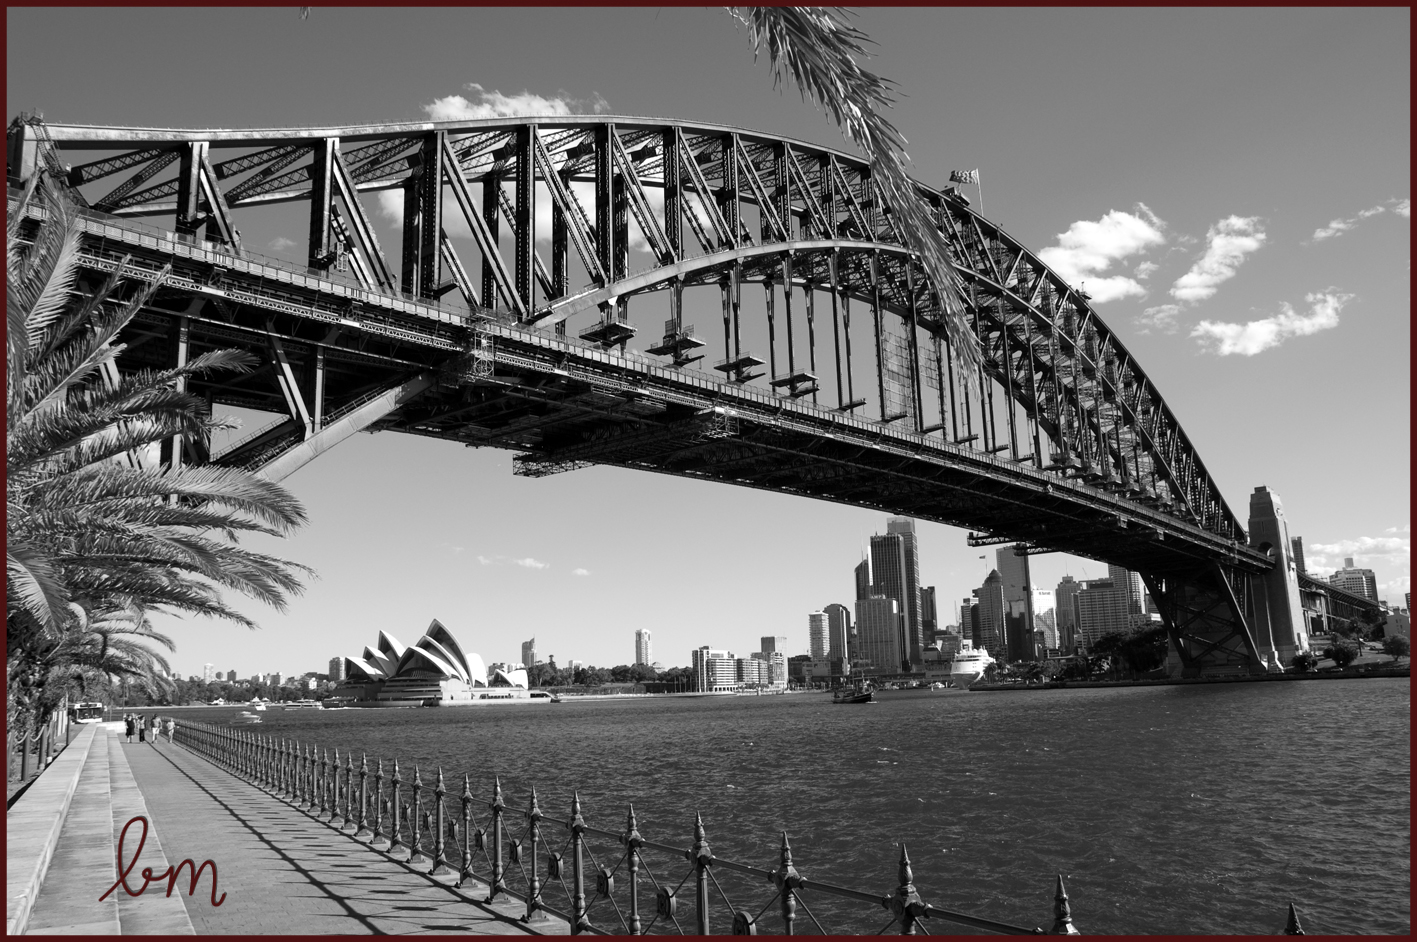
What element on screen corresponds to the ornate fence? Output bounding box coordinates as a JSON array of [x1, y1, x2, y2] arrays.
[[6, 709, 71, 803], [173, 720, 1083, 934]]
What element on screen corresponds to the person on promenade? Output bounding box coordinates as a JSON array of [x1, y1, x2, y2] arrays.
[[124, 713, 135, 744], [164, 716, 176, 744], [137, 714, 147, 743]]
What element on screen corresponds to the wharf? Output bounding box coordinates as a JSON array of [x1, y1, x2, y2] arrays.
[[6, 723, 566, 935]]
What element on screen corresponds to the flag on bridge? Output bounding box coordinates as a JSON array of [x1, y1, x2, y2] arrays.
[[950, 169, 980, 185]]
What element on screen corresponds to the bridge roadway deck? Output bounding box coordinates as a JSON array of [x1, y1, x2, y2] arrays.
[[16, 725, 564, 935]]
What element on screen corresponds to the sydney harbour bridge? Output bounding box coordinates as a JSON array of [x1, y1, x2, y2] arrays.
[[7, 114, 1315, 677]]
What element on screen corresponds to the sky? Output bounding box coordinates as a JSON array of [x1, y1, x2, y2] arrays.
[[7, 7, 1410, 679]]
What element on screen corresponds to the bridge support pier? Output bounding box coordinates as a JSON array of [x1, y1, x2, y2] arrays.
[[1246, 486, 1310, 671]]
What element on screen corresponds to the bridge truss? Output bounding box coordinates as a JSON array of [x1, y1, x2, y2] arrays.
[[7, 115, 1277, 675]]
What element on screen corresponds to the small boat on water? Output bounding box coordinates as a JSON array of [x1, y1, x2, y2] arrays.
[[832, 664, 875, 704], [233, 711, 263, 724], [282, 699, 320, 710]]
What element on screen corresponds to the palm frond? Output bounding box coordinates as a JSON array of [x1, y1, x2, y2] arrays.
[[733, 7, 982, 374]]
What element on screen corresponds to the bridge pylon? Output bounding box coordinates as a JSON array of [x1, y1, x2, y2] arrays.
[[1245, 486, 1310, 669]]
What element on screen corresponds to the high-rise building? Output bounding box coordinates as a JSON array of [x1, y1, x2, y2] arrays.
[[872, 517, 923, 666], [328, 657, 344, 682], [921, 586, 938, 637], [202, 663, 215, 683], [736, 656, 771, 686], [1055, 576, 1081, 652], [224, 670, 235, 683], [1031, 588, 1058, 650], [1330, 558, 1378, 602], [760, 635, 788, 656], [1077, 579, 1130, 648], [692, 647, 737, 692], [1108, 565, 1145, 615], [1290, 536, 1307, 573], [973, 571, 1006, 660], [854, 596, 904, 674], [854, 558, 872, 601], [823, 603, 852, 662], [995, 546, 1037, 662], [807, 611, 829, 659], [634, 629, 652, 666], [521, 638, 538, 668]]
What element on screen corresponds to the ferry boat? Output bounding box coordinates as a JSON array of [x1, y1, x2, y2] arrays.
[[281, 699, 320, 710], [948, 640, 996, 688]]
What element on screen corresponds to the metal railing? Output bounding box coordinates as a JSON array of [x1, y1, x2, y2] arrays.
[[172, 719, 1078, 935], [6, 709, 73, 805]]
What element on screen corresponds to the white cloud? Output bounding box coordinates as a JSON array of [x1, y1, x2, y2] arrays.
[[423, 83, 609, 121], [476, 555, 495, 566], [1036, 204, 1167, 303], [513, 557, 548, 570], [1171, 215, 1265, 302], [1391, 198, 1411, 218], [1309, 199, 1409, 242], [476, 553, 548, 570], [572, 568, 590, 577], [1310, 217, 1355, 242], [1134, 261, 1158, 280], [1190, 289, 1351, 356], [1306, 532, 1411, 600], [268, 236, 296, 252], [1136, 303, 1182, 334]]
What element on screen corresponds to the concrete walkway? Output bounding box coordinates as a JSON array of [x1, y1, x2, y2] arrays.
[[12, 726, 565, 935]]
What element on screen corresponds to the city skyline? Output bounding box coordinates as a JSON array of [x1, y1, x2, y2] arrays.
[[8, 7, 1406, 677]]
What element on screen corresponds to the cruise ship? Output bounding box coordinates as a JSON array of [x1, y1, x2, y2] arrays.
[[948, 640, 996, 688], [326, 620, 555, 708]]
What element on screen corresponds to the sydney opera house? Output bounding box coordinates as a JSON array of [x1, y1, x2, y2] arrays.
[[327, 620, 554, 707]]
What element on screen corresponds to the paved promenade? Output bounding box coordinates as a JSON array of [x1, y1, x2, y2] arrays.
[[9, 724, 566, 935]]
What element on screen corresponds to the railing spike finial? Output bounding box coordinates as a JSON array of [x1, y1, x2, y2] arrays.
[[1049, 874, 1080, 935], [1283, 902, 1304, 935]]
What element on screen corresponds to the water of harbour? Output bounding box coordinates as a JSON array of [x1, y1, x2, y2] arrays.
[[195, 678, 1409, 934]]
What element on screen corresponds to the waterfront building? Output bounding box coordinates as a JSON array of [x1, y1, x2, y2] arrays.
[[226, 670, 237, 683], [327, 657, 344, 682], [1055, 576, 1080, 653], [1330, 558, 1378, 603], [635, 629, 652, 667], [693, 647, 737, 692], [872, 517, 924, 666], [736, 656, 771, 687], [202, 663, 215, 683], [808, 611, 829, 658], [937, 629, 962, 658], [521, 638, 538, 668], [996, 546, 1038, 662], [823, 603, 851, 662], [269, 672, 282, 687], [973, 570, 1006, 661], [854, 595, 904, 674], [854, 558, 871, 601], [1077, 579, 1130, 648]]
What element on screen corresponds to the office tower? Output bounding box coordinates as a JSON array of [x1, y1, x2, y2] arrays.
[[973, 570, 1006, 660], [872, 517, 923, 666], [521, 638, 538, 668], [1330, 558, 1378, 602], [635, 629, 652, 667], [921, 586, 938, 637], [269, 671, 282, 687], [760, 635, 788, 656], [854, 596, 904, 673], [995, 546, 1037, 662], [1108, 565, 1145, 615], [1031, 588, 1058, 650], [202, 663, 215, 683], [854, 558, 872, 601], [1055, 576, 1081, 652], [1077, 579, 1130, 648], [328, 657, 344, 682], [692, 647, 737, 692], [823, 603, 852, 662], [969, 601, 981, 649], [807, 611, 829, 659], [1290, 536, 1307, 573]]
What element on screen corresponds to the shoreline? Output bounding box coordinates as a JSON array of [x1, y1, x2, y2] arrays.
[[972, 664, 1410, 692]]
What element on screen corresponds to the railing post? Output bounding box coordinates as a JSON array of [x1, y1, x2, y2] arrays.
[[774, 832, 801, 935], [1049, 875, 1080, 934], [429, 767, 451, 875], [569, 792, 590, 933], [406, 766, 424, 862], [371, 758, 389, 849], [623, 805, 642, 935], [328, 748, 341, 822], [280, 740, 290, 796], [355, 754, 372, 838], [387, 760, 404, 856], [455, 774, 473, 888], [691, 813, 713, 935], [524, 787, 543, 922], [318, 749, 329, 818], [487, 777, 507, 902], [887, 844, 925, 934], [343, 751, 357, 830]]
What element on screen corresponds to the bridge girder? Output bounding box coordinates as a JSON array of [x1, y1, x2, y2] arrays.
[[9, 114, 1272, 674]]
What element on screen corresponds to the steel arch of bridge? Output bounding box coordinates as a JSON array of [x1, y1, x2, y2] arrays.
[[7, 115, 1276, 675]]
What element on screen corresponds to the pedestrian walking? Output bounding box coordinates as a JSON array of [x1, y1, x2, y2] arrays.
[[137, 714, 147, 743], [124, 713, 135, 744], [164, 716, 175, 744]]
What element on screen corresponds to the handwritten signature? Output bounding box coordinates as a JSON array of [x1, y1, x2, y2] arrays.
[[99, 815, 226, 907]]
